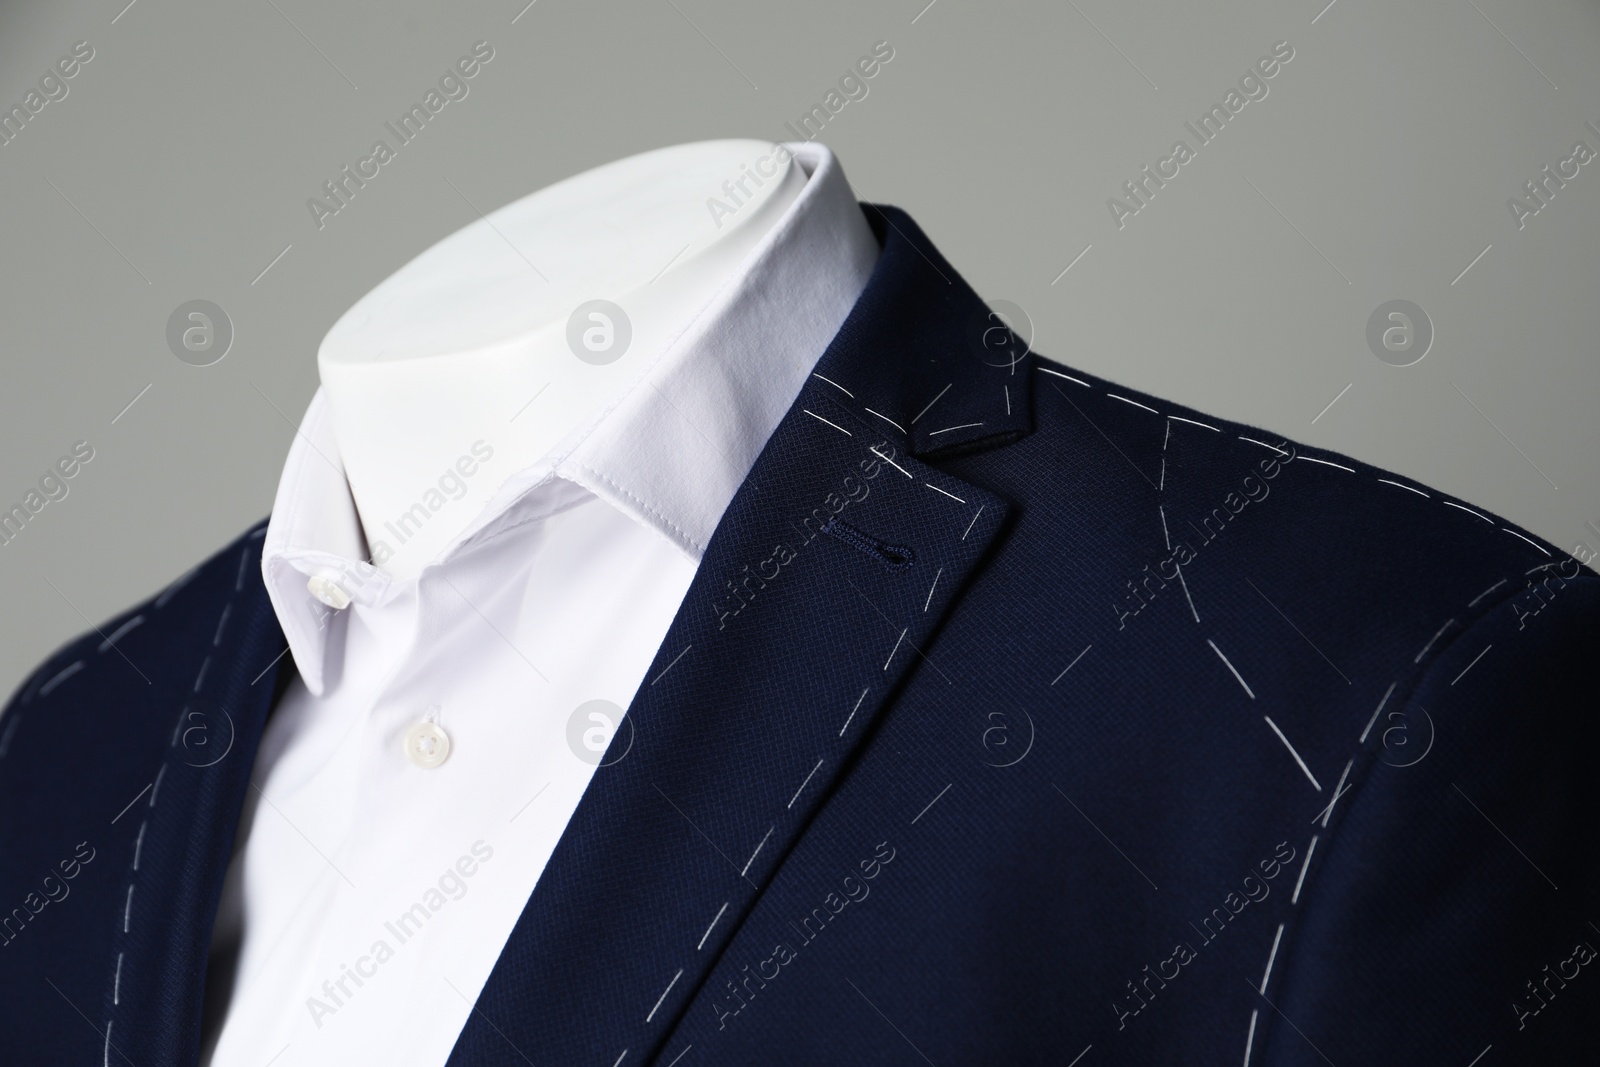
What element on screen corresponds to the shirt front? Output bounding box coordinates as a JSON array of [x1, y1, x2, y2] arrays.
[[201, 141, 880, 1067]]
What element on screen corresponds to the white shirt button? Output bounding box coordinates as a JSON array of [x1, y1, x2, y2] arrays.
[[404, 721, 451, 769], [306, 575, 352, 610]]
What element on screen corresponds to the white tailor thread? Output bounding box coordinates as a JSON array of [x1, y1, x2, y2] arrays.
[[645, 968, 683, 1023], [1168, 416, 1218, 431], [1501, 528, 1549, 555], [1291, 835, 1319, 904], [698, 902, 729, 950], [1207, 639, 1255, 699], [99, 616, 145, 652], [1442, 500, 1492, 523], [742, 826, 774, 877], [1259, 923, 1284, 993], [840, 688, 868, 737], [963, 505, 985, 540], [39, 661, 84, 696], [812, 373, 853, 397], [1360, 683, 1396, 744], [788, 759, 824, 809], [1035, 366, 1089, 387], [803, 410, 852, 436], [1377, 478, 1428, 497], [1264, 716, 1321, 791], [869, 445, 911, 478], [1106, 394, 1158, 414]]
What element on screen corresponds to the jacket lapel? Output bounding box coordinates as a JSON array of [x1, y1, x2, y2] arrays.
[[449, 205, 1035, 1065], [105, 529, 292, 1065]]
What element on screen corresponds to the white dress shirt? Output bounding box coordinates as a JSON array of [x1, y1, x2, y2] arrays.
[[201, 142, 880, 1066]]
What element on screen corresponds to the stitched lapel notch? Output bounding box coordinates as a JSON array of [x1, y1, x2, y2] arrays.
[[449, 206, 1036, 1066]]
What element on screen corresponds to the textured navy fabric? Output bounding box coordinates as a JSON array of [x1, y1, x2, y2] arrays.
[[2, 205, 1595, 1066]]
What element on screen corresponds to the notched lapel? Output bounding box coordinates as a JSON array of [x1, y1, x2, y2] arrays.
[[451, 206, 1032, 1066]]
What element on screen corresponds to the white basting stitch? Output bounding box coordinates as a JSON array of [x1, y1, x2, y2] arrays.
[[924, 568, 942, 612], [1050, 644, 1093, 685], [1442, 500, 1492, 523], [212, 604, 232, 646], [99, 616, 145, 653], [1159, 455, 1165, 491], [963, 504, 985, 540], [1259, 923, 1284, 993], [235, 546, 251, 591], [1264, 716, 1321, 791], [741, 826, 774, 877], [1162, 418, 1171, 452], [788, 758, 824, 809], [870, 445, 912, 478], [1377, 478, 1429, 497], [1168, 416, 1219, 431], [884, 628, 907, 670], [924, 483, 966, 504], [1298, 456, 1355, 472], [697, 901, 729, 950], [1004, 384, 1011, 415], [1414, 620, 1455, 663], [911, 782, 952, 824], [1451, 645, 1492, 686], [803, 409, 852, 436], [1291, 835, 1318, 904], [1243, 1009, 1258, 1066], [39, 661, 84, 697], [1159, 506, 1171, 551], [1207, 639, 1255, 699], [812, 372, 853, 398], [645, 968, 684, 1023], [1238, 437, 1288, 455], [665, 1046, 693, 1067], [911, 382, 952, 424], [1468, 578, 1507, 607], [149, 765, 167, 808], [1176, 567, 1199, 622], [929, 422, 984, 436], [1106, 393, 1159, 414], [104, 1019, 113, 1067], [1035, 366, 1089, 387], [193, 656, 210, 694], [123, 885, 134, 932], [132, 822, 146, 871], [865, 408, 905, 433], [113, 952, 123, 1004], [612, 1050, 628, 1067], [1360, 682, 1396, 744], [1317, 759, 1354, 827], [840, 687, 868, 737], [1501, 528, 1550, 555], [0, 715, 19, 761]]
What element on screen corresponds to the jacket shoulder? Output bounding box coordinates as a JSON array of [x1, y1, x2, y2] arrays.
[[2, 519, 271, 714], [1025, 356, 1590, 630]]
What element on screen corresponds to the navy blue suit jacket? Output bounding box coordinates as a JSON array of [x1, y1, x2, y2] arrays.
[[3, 206, 1596, 1066]]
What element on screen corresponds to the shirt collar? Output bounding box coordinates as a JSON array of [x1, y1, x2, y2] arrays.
[[262, 142, 880, 695]]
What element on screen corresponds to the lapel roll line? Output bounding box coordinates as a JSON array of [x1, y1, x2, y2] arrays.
[[100, 527, 292, 1066], [446, 204, 1039, 1066]]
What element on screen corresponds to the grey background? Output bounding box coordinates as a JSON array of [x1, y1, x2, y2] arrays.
[[2, 0, 1597, 704]]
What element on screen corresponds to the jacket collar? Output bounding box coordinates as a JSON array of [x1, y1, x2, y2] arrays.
[[448, 202, 1036, 1065]]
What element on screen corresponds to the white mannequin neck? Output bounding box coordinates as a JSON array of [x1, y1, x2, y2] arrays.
[[316, 139, 807, 582]]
